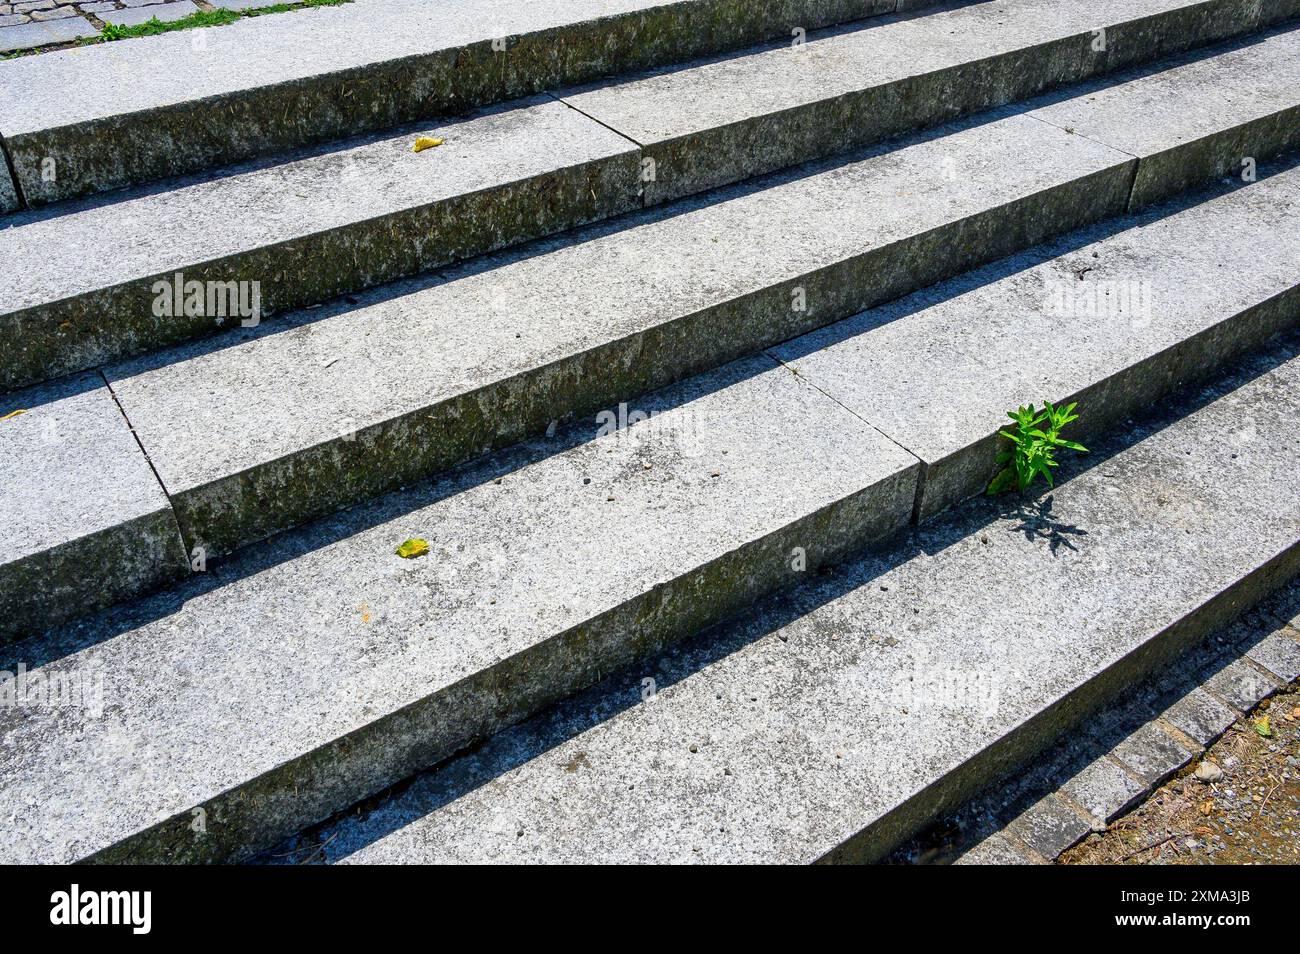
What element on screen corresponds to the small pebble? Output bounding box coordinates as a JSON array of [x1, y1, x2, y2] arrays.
[[1195, 761, 1224, 783]]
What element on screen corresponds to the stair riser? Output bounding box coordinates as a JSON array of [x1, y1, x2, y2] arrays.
[[0, 154, 640, 394], [0, 513, 187, 647], [90, 468, 919, 862], [916, 283, 1300, 522], [175, 162, 1133, 558], [1129, 105, 1300, 209], [5, 0, 896, 209], [822, 538, 1300, 863], [642, 0, 1294, 204]]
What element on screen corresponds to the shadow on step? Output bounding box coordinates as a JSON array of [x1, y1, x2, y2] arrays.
[[257, 334, 1300, 864]]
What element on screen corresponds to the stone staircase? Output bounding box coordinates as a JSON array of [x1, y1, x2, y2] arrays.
[[0, 0, 1297, 864]]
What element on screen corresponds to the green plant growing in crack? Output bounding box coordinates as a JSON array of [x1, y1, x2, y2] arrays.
[[986, 400, 1087, 495]]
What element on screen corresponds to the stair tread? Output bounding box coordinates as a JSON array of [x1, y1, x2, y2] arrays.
[[11, 0, 1295, 394], [324, 345, 1300, 864], [0, 355, 918, 863], [1032, 25, 1300, 157]]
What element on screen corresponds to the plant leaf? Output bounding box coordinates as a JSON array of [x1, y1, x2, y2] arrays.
[[395, 538, 430, 559]]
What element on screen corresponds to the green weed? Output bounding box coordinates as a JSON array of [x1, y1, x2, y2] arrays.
[[987, 400, 1088, 495]]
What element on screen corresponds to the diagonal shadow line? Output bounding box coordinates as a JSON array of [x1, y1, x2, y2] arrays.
[[260, 332, 1300, 863]]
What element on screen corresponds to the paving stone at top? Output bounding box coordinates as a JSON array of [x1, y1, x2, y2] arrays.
[[1110, 723, 1195, 786], [1203, 658, 1281, 711], [0, 0, 895, 203], [100, 0, 198, 26], [1005, 795, 1093, 859], [1245, 630, 1300, 682], [0, 374, 188, 643], [956, 834, 1040, 865], [0, 11, 94, 52], [772, 163, 1300, 519], [1161, 687, 1237, 747]]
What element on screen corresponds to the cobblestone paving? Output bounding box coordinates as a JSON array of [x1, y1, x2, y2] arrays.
[[0, 0, 312, 53]]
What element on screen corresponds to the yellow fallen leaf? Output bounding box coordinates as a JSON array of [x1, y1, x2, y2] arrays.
[[412, 136, 444, 153], [1254, 715, 1272, 738], [395, 538, 429, 559], [0, 409, 26, 422]]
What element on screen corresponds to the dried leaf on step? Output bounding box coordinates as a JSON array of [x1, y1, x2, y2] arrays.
[[395, 538, 430, 559], [412, 136, 444, 153], [0, 409, 26, 422]]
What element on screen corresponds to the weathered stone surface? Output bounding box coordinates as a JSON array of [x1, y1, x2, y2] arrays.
[[0, 0, 896, 204], [1110, 723, 1196, 786], [955, 833, 1040, 865], [1203, 658, 1281, 710], [103, 111, 1128, 557], [0, 355, 919, 863], [307, 345, 1300, 864], [773, 162, 1300, 521], [1032, 25, 1300, 209], [0, 97, 640, 390], [0, 373, 187, 644], [564, 0, 1286, 204], [99, 0, 198, 25], [0, 10, 93, 50], [1005, 795, 1092, 859], [1245, 629, 1300, 681], [0, 158, 16, 214], [1060, 758, 1149, 826], [1161, 687, 1237, 747]]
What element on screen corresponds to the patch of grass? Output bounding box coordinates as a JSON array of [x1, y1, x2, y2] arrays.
[[78, 0, 350, 47], [986, 400, 1088, 495]]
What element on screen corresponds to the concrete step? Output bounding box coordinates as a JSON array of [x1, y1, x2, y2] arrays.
[[0, 375, 188, 645], [562, 0, 1300, 204], [4, 163, 1297, 862], [0, 0, 899, 207], [0, 356, 921, 863], [100, 109, 1135, 562], [7, 5, 1299, 394], [0, 98, 642, 392], [311, 342, 1300, 864]]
